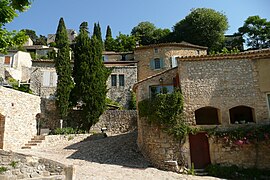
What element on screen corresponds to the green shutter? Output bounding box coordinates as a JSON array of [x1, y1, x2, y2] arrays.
[[150, 59, 155, 69], [160, 58, 164, 68]]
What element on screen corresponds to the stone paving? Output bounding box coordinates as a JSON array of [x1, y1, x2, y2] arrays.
[[16, 132, 223, 180]]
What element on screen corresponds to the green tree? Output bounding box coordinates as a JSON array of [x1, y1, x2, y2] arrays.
[[238, 15, 270, 49], [104, 25, 115, 51], [114, 33, 136, 52], [54, 17, 74, 119], [35, 35, 47, 45], [131, 21, 171, 45], [0, 0, 30, 53], [93, 22, 103, 43], [73, 22, 110, 131], [71, 22, 90, 105], [22, 29, 38, 42], [173, 8, 229, 52], [131, 21, 156, 45]]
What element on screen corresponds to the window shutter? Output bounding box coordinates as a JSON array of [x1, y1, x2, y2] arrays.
[[171, 56, 177, 68], [52, 72, 58, 87], [160, 58, 164, 68], [42, 71, 50, 86], [150, 59, 155, 69]]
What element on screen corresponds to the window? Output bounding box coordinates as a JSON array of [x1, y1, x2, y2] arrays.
[[154, 48, 158, 53], [121, 55, 126, 61], [150, 85, 174, 98], [111, 75, 117, 86], [229, 106, 254, 124], [195, 107, 220, 125], [4, 56, 11, 65], [42, 71, 58, 87], [119, 75, 124, 86], [150, 58, 164, 70], [102, 55, 108, 62]]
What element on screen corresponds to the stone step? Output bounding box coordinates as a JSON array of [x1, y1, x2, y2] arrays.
[[32, 135, 45, 140], [25, 143, 38, 146], [21, 146, 31, 149], [28, 140, 43, 143]]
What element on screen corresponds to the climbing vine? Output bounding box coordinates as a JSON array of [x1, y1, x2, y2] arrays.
[[138, 90, 199, 142]]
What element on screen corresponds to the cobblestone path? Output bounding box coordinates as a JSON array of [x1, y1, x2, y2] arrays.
[[17, 132, 223, 180]]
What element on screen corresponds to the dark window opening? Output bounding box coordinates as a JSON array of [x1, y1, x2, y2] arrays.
[[111, 75, 117, 86], [229, 106, 254, 124], [119, 75, 124, 86], [121, 55, 126, 61], [195, 107, 220, 125], [154, 58, 161, 69]]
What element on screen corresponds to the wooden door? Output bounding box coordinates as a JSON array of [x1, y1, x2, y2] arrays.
[[0, 114, 5, 149], [189, 132, 211, 169]]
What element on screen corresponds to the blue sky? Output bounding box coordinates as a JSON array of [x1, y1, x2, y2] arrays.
[[4, 0, 270, 38]]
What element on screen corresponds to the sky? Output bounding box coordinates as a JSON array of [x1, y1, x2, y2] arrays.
[[4, 0, 270, 38]]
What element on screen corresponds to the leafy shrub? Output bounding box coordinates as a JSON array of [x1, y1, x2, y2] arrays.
[[51, 127, 82, 135], [7, 78, 32, 94]]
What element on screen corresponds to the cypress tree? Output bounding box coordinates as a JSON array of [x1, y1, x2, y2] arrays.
[[74, 22, 110, 131], [104, 25, 115, 51], [72, 22, 90, 105], [54, 17, 74, 119], [93, 22, 103, 46]]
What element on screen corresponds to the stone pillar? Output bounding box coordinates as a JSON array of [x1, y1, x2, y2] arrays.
[[64, 165, 76, 180]]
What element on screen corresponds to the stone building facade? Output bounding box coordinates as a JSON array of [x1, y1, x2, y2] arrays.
[[0, 50, 32, 82], [134, 48, 270, 171], [134, 42, 207, 81], [0, 87, 41, 150]]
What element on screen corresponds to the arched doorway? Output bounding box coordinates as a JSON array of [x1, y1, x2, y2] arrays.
[[0, 114, 5, 149], [229, 106, 254, 124], [195, 107, 220, 125]]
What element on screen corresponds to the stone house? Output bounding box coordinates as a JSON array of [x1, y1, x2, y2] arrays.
[[30, 51, 137, 106], [134, 48, 270, 171], [24, 45, 58, 60], [47, 29, 77, 45], [134, 42, 207, 81], [0, 86, 41, 151], [0, 50, 32, 83], [30, 51, 137, 128]]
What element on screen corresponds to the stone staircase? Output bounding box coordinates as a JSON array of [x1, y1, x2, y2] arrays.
[[21, 135, 45, 149]]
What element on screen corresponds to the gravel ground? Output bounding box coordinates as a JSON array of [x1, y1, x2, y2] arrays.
[[16, 131, 223, 180]]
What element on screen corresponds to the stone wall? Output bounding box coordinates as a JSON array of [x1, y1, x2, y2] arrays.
[[0, 150, 73, 179], [91, 110, 137, 134], [107, 66, 137, 108], [209, 137, 270, 169], [30, 61, 57, 98], [0, 87, 41, 150], [135, 68, 178, 101], [137, 117, 189, 172], [178, 59, 269, 125], [135, 44, 207, 81]]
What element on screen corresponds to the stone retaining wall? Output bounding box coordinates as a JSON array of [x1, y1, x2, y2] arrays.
[[0, 87, 41, 150], [137, 117, 189, 172], [138, 117, 270, 172], [0, 150, 74, 179], [209, 138, 270, 169], [35, 134, 89, 149], [91, 110, 137, 134]]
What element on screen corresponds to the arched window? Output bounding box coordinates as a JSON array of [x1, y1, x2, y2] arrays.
[[229, 106, 254, 124], [195, 107, 220, 125]]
